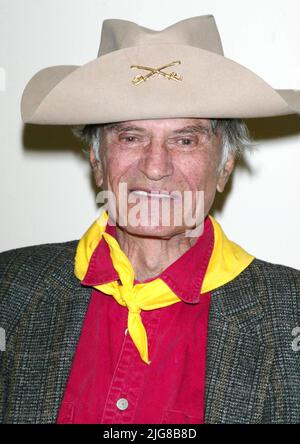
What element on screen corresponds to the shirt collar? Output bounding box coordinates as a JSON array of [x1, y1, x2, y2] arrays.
[[81, 221, 119, 286], [75, 211, 255, 302], [81, 216, 214, 304]]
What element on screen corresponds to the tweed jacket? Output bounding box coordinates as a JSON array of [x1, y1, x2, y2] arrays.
[[0, 240, 300, 424]]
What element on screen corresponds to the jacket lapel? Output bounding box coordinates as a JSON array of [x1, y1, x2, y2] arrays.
[[39, 284, 93, 423], [205, 275, 275, 423]]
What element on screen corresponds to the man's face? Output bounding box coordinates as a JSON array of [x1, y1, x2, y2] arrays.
[[92, 118, 234, 239]]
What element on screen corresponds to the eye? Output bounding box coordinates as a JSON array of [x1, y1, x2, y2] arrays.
[[180, 138, 193, 145], [120, 135, 139, 143], [176, 137, 198, 148]]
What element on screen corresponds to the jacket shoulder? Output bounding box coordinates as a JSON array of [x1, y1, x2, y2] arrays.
[[212, 257, 300, 326], [0, 240, 79, 287], [246, 258, 300, 323], [225, 256, 300, 295], [0, 240, 78, 266], [252, 257, 300, 280], [0, 241, 79, 334]]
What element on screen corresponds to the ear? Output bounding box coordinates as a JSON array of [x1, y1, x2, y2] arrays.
[[216, 153, 235, 193], [89, 146, 103, 188]]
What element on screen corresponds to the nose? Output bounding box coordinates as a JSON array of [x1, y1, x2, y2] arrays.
[[137, 139, 174, 181]]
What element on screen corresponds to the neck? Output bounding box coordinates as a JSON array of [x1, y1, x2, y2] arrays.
[[115, 227, 198, 282]]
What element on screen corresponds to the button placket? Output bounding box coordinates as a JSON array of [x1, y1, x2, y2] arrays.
[[101, 310, 161, 423], [100, 331, 133, 423]]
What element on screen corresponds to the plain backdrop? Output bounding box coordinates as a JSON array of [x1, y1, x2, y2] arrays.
[[0, 0, 300, 269]]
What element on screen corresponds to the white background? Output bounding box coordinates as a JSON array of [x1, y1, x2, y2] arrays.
[[0, 0, 299, 269]]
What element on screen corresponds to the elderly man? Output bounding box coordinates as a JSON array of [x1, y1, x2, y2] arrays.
[[1, 16, 300, 424]]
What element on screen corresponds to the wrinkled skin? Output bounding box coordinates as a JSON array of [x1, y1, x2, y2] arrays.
[[90, 118, 235, 281]]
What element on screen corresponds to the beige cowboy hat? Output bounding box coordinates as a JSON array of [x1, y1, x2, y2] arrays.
[[21, 15, 300, 124]]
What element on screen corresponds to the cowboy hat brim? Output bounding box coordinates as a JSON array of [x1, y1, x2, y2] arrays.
[[21, 44, 300, 125]]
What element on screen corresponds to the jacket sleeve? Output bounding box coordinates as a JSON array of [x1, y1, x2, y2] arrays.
[[0, 241, 79, 423], [258, 261, 300, 423], [0, 248, 24, 423]]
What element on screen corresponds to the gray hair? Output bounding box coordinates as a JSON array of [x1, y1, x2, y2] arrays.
[[211, 119, 252, 170], [72, 119, 252, 170], [72, 123, 102, 160]]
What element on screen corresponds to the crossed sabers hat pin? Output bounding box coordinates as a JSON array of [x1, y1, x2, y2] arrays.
[[130, 60, 183, 86]]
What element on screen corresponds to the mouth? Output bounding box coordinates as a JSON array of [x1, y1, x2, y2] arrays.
[[128, 188, 178, 200]]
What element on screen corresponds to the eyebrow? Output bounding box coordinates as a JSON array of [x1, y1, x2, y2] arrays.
[[172, 124, 212, 135], [103, 122, 212, 135], [104, 123, 147, 133]]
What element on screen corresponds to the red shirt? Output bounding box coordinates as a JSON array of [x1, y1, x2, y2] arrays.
[[57, 217, 214, 424]]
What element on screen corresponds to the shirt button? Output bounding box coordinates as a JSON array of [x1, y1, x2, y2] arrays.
[[116, 398, 129, 411]]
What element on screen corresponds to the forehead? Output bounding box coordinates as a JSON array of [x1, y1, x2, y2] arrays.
[[103, 118, 212, 133]]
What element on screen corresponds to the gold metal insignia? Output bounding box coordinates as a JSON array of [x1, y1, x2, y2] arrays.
[[130, 60, 183, 86]]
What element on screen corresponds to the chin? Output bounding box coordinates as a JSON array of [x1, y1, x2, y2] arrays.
[[119, 223, 187, 240]]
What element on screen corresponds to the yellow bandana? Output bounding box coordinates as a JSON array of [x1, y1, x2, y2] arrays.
[[75, 212, 254, 364]]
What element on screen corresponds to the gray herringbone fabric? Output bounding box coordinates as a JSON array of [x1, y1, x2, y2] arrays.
[[0, 241, 299, 423]]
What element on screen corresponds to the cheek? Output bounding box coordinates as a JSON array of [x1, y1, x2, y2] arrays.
[[177, 154, 219, 191], [101, 149, 133, 190], [178, 156, 220, 215]]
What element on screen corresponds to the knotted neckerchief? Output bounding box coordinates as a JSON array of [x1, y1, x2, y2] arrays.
[[75, 212, 182, 364], [75, 211, 254, 364]]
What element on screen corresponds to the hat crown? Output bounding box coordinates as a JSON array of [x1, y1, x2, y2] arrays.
[[97, 15, 224, 57]]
